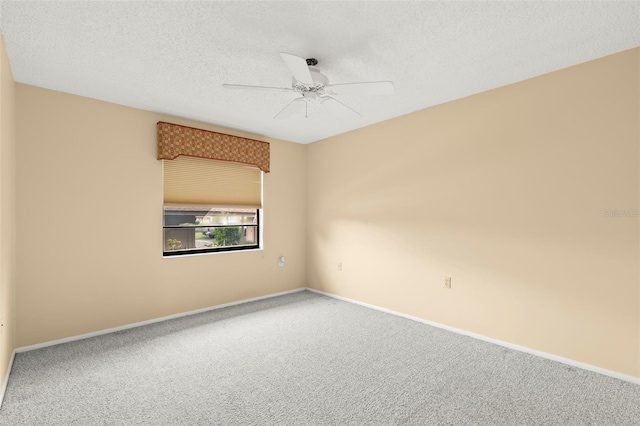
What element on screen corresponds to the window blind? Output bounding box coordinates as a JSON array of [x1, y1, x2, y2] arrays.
[[163, 156, 262, 208]]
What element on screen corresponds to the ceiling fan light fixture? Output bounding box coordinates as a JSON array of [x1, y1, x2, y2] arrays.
[[223, 52, 394, 119]]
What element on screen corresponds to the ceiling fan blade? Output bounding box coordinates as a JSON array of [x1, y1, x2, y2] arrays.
[[320, 96, 361, 117], [325, 81, 395, 96], [222, 83, 294, 92], [279, 53, 314, 85], [274, 98, 307, 119]]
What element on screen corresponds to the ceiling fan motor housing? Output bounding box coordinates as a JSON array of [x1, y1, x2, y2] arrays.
[[291, 66, 329, 93]]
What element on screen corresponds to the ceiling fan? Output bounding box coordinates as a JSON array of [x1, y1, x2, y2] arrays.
[[223, 53, 395, 119]]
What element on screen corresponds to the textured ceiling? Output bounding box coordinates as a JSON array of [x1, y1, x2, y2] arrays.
[[1, 1, 639, 144]]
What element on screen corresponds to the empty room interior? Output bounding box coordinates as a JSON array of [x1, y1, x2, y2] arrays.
[[0, 1, 639, 424]]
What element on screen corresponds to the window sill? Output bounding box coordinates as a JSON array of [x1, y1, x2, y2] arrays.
[[162, 247, 264, 259]]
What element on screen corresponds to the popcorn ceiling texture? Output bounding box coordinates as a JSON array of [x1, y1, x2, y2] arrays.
[[0, 1, 639, 143]]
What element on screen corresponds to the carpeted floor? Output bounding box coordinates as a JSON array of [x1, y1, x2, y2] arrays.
[[0, 290, 638, 425]]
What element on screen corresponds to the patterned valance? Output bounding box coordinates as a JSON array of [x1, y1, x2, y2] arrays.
[[157, 121, 270, 173]]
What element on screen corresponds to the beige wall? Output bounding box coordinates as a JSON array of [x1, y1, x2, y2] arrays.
[[307, 48, 640, 378], [15, 85, 306, 347], [0, 34, 16, 383]]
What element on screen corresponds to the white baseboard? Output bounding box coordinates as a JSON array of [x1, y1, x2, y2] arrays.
[[1, 287, 306, 409], [0, 349, 16, 409], [305, 287, 640, 386], [15, 287, 306, 354], [3, 284, 637, 411]]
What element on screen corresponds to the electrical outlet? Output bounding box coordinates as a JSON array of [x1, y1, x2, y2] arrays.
[[444, 277, 452, 289], [278, 256, 285, 267], [338, 262, 342, 271]]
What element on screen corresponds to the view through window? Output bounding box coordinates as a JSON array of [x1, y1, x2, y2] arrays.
[[163, 206, 259, 256]]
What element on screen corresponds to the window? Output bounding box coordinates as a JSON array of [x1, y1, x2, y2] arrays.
[[162, 156, 262, 256], [163, 207, 259, 255]]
